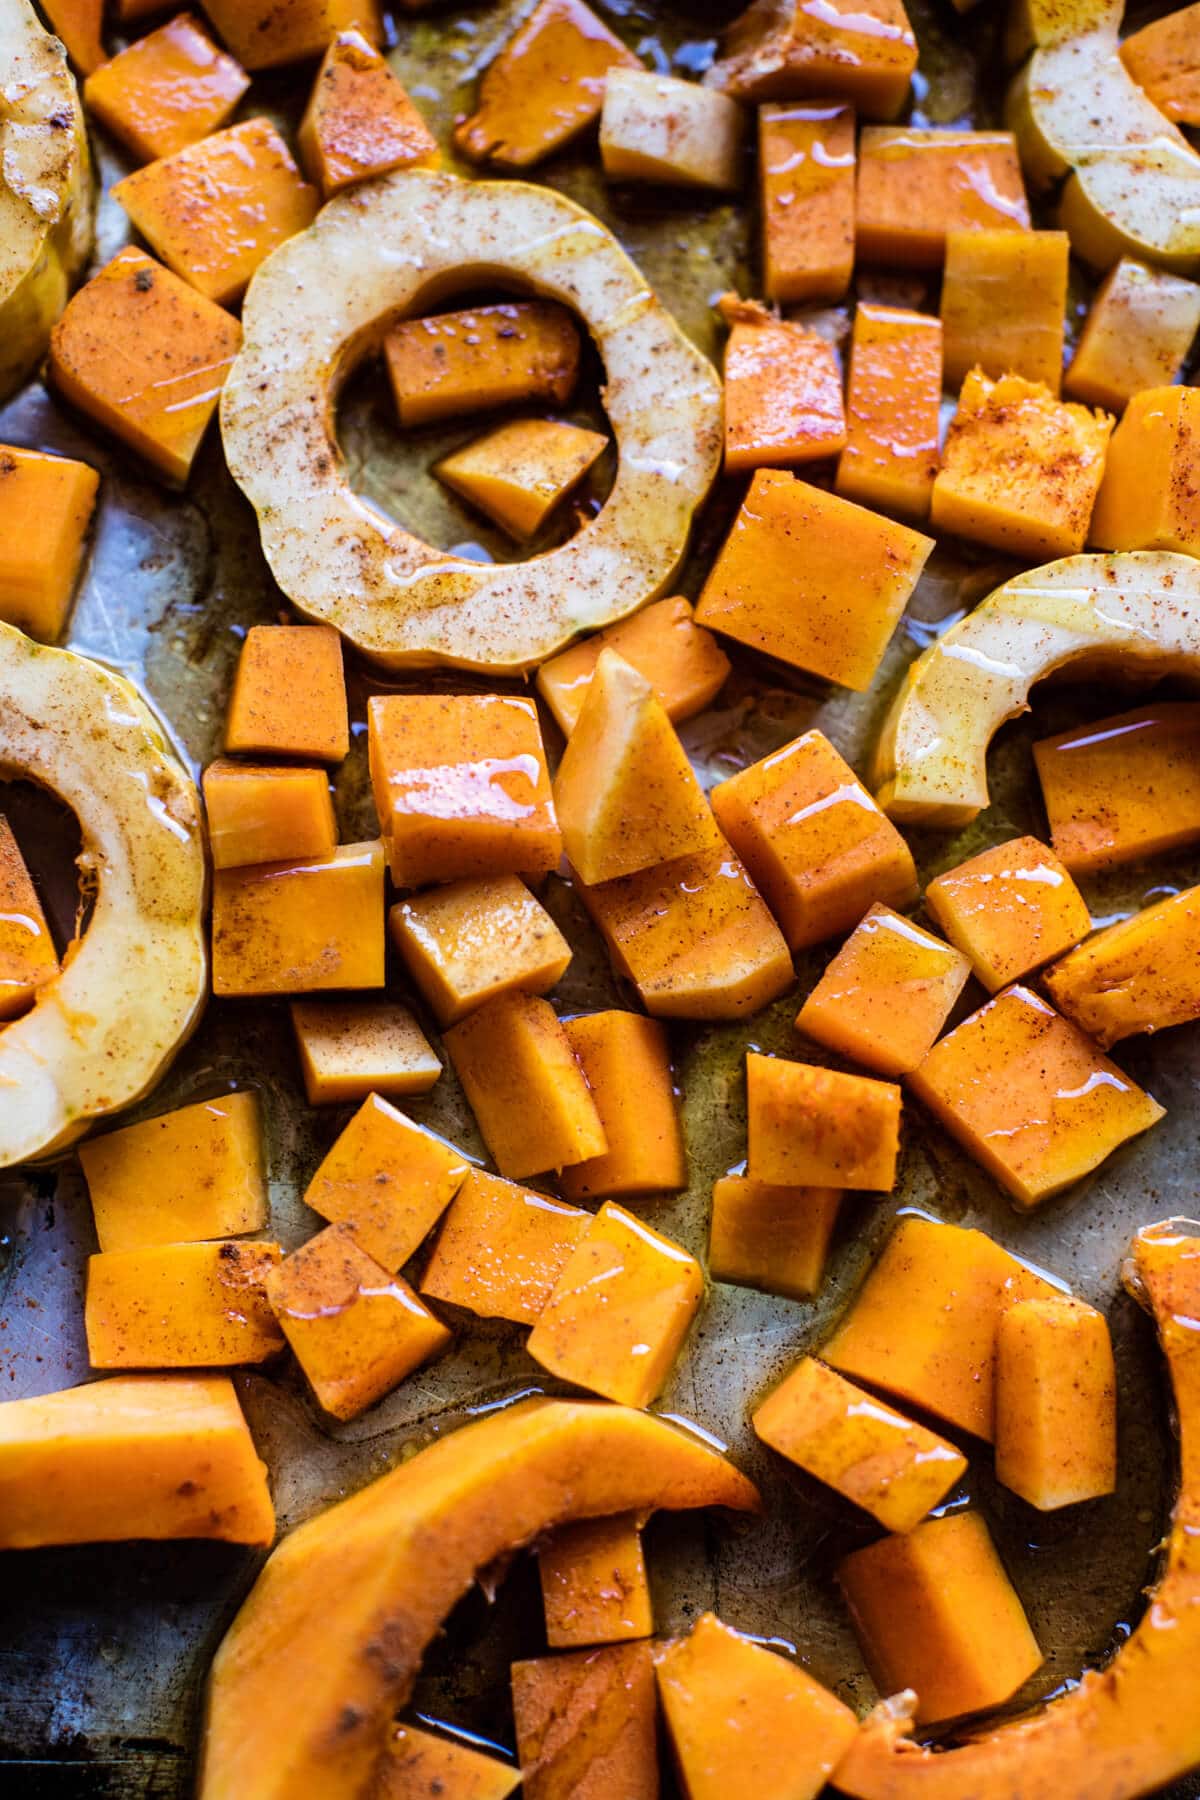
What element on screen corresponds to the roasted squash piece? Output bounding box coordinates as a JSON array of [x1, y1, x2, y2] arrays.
[[1065, 258, 1200, 412], [212, 841, 385, 997], [225, 624, 348, 762], [1033, 701, 1200, 872], [0, 813, 58, 1019], [0, 445, 98, 641], [377, 1725, 519, 1800], [390, 877, 570, 1028], [83, 14, 249, 162], [290, 1000, 441, 1104], [1045, 884, 1200, 1047], [1120, 3, 1200, 124], [38, 0, 105, 73], [856, 128, 1029, 267], [747, 1051, 901, 1191], [1090, 385, 1200, 555], [537, 596, 729, 739], [600, 69, 744, 191], [706, 0, 917, 118], [759, 100, 855, 303], [304, 1093, 469, 1272], [420, 1168, 588, 1326], [384, 301, 581, 429], [298, 29, 438, 196], [559, 1012, 686, 1202], [940, 228, 1069, 392], [994, 1294, 1116, 1509], [203, 759, 335, 868], [836, 303, 942, 521], [436, 418, 607, 542], [198, 0, 382, 70], [708, 1176, 840, 1301], [85, 1240, 283, 1368], [721, 299, 847, 471], [513, 1642, 659, 1800], [539, 1514, 653, 1648], [923, 834, 1090, 991]]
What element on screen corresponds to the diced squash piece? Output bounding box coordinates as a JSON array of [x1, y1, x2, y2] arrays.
[[1089, 385, 1200, 555], [796, 903, 970, 1077], [721, 299, 847, 471], [710, 729, 917, 952], [0, 815, 57, 1020], [1065, 259, 1200, 413], [539, 1514, 653, 1649], [527, 1201, 703, 1407], [822, 1214, 1058, 1439], [696, 470, 934, 690], [197, 0, 382, 71], [436, 417, 607, 541], [211, 840, 385, 996], [994, 1295, 1117, 1510], [836, 302, 942, 521], [289, 999, 442, 1103], [85, 1240, 283, 1368], [455, 0, 640, 168], [1033, 702, 1200, 873], [708, 1176, 840, 1301], [555, 650, 720, 885], [759, 100, 855, 304], [368, 693, 560, 887], [83, 15, 249, 162], [538, 596, 730, 740], [298, 29, 438, 197], [512, 1642, 659, 1800], [1120, 3, 1200, 124], [924, 835, 1090, 992], [1044, 884, 1200, 1048], [202, 759, 335, 869], [48, 246, 241, 485], [389, 875, 570, 1027], [747, 1051, 901, 1191], [931, 368, 1112, 559], [79, 1090, 267, 1253], [378, 1725, 520, 1800], [856, 128, 1030, 268], [707, 0, 918, 119], [0, 1374, 274, 1548], [0, 445, 98, 641], [39, 0, 105, 73], [384, 302, 580, 429], [303, 1092, 469, 1271], [225, 624, 348, 762], [837, 1512, 1042, 1725], [940, 228, 1069, 392], [421, 1168, 588, 1325], [753, 1357, 966, 1533], [559, 1011, 686, 1201], [444, 991, 607, 1179], [115, 0, 172, 18], [908, 985, 1164, 1209], [600, 68, 744, 191], [580, 843, 794, 1020]]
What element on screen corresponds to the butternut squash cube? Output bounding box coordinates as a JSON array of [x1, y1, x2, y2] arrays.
[[0, 1374, 274, 1548], [202, 759, 335, 869], [559, 1011, 686, 1201], [289, 999, 442, 1103], [264, 1224, 450, 1420], [539, 1514, 653, 1648], [0, 815, 57, 1020], [600, 68, 744, 192], [696, 470, 934, 690], [390, 876, 570, 1027], [379, 1725, 519, 1800], [211, 840, 385, 996], [48, 246, 241, 486], [420, 1168, 588, 1325], [856, 128, 1030, 267], [710, 729, 917, 952], [384, 302, 580, 429], [298, 29, 438, 197], [555, 650, 721, 885], [722, 301, 847, 471], [931, 369, 1113, 559], [940, 229, 1069, 392], [908, 985, 1164, 1209], [753, 1357, 967, 1533], [454, 0, 641, 169], [747, 1051, 901, 1191], [112, 118, 318, 306], [1044, 885, 1200, 1048], [1120, 3, 1200, 124], [512, 1642, 658, 1800], [83, 15, 249, 163], [197, 0, 382, 71], [760, 100, 855, 304], [444, 991, 607, 1179], [39, 0, 105, 73], [707, 0, 918, 119], [1034, 702, 1200, 873], [1065, 259, 1200, 413], [304, 1092, 470, 1271], [708, 1176, 840, 1301], [837, 1512, 1042, 1725], [995, 1295, 1117, 1510], [924, 835, 1090, 993], [796, 903, 970, 1076], [436, 417, 607, 542], [85, 1240, 283, 1368], [1089, 385, 1200, 555], [368, 693, 560, 887], [527, 1201, 703, 1407], [537, 595, 730, 740], [0, 445, 98, 641], [225, 624, 348, 762], [78, 1089, 267, 1253], [836, 302, 942, 521]]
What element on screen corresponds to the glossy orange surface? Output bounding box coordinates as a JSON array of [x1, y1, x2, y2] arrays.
[[420, 1168, 588, 1326], [836, 302, 942, 520], [707, 1176, 841, 1301], [536, 595, 729, 739], [940, 228, 1069, 392], [1044, 884, 1200, 1048], [723, 305, 847, 470], [198, 0, 382, 71], [85, 1240, 283, 1368], [0, 814, 57, 1021], [1065, 259, 1200, 413], [378, 1725, 519, 1800], [559, 1011, 687, 1201], [1120, 3, 1200, 123], [384, 302, 580, 428], [760, 100, 855, 303], [289, 1000, 442, 1104], [0, 444, 98, 640], [994, 1295, 1117, 1510], [202, 759, 335, 870], [924, 834, 1091, 991], [856, 127, 1030, 267], [1089, 384, 1200, 555], [390, 874, 571, 1026], [225, 623, 348, 762], [512, 1642, 658, 1800], [538, 1514, 653, 1648], [711, 0, 918, 118], [436, 417, 606, 541], [83, 15, 249, 162], [211, 841, 385, 997], [747, 1051, 901, 1190], [1033, 701, 1200, 872], [297, 29, 438, 195]]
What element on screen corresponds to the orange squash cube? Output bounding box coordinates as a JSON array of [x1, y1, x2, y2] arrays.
[[83, 15, 249, 163], [85, 1240, 283, 1368], [753, 1357, 967, 1533], [1045, 884, 1200, 1048], [940, 229, 1069, 392], [539, 1515, 653, 1649], [836, 302, 942, 521], [368, 693, 560, 887], [722, 301, 847, 472], [211, 840, 385, 996], [559, 1011, 686, 1202], [599, 69, 745, 192], [760, 100, 855, 304], [527, 1201, 703, 1407], [39, 0, 105, 73], [1120, 3, 1200, 124], [747, 1051, 901, 1191], [389, 876, 570, 1028], [696, 470, 934, 690], [856, 128, 1030, 267], [512, 1643, 658, 1800], [0, 446, 99, 641], [48, 247, 241, 485], [225, 624, 348, 763], [384, 302, 580, 429], [420, 1168, 588, 1325], [796, 903, 970, 1077], [193, 0, 382, 71], [298, 29, 438, 197], [909, 985, 1164, 1209], [202, 759, 335, 869], [436, 417, 607, 542], [838, 1512, 1042, 1725], [995, 1295, 1117, 1510], [536, 595, 729, 740], [378, 1725, 519, 1800], [0, 815, 57, 1020], [113, 118, 318, 307], [924, 835, 1090, 992], [710, 730, 917, 952], [304, 1092, 469, 1272], [289, 999, 441, 1103], [1065, 259, 1200, 413], [1033, 702, 1200, 873], [709, 0, 917, 118], [79, 1090, 267, 1253], [1089, 385, 1200, 555], [708, 1176, 840, 1301]]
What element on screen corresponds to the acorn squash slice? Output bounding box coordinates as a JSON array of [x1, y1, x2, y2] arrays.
[[220, 168, 724, 675]]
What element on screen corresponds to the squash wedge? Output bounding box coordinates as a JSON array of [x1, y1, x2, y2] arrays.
[[199, 1397, 758, 1800]]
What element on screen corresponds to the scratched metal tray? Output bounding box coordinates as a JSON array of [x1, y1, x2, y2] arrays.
[[3, 0, 1200, 1793]]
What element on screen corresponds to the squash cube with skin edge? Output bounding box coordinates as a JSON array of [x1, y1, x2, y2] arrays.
[[82, 16, 249, 164], [747, 1052, 901, 1191], [995, 1295, 1117, 1510], [225, 625, 348, 762], [1033, 702, 1200, 874], [721, 300, 847, 472], [559, 1011, 687, 1202], [706, 0, 917, 119], [600, 69, 744, 192], [195, 0, 382, 71], [1120, 4, 1200, 125], [211, 840, 385, 997], [0, 446, 98, 641], [202, 760, 335, 870], [384, 302, 581, 430], [378, 1725, 520, 1800], [1044, 884, 1200, 1049], [708, 1176, 841, 1302], [696, 471, 934, 691], [924, 835, 1090, 993], [512, 1642, 659, 1800], [85, 1240, 284, 1369], [297, 30, 439, 198], [435, 418, 607, 543], [836, 302, 942, 522], [389, 876, 571, 1028], [527, 1202, 703, 1408], [537, 595, 730, 740], [856, 128, 1030, 268], [0, 815, 57, 1020], [759, 101, 855, 305], [539, 1515, 653, 1649], [420, 1169, 588, 1325], [289, 1000, 442, 1105], [940, 229, 1069, 392], [1089, 386, 1200, 556], [1065, 260, 1200, 413]]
